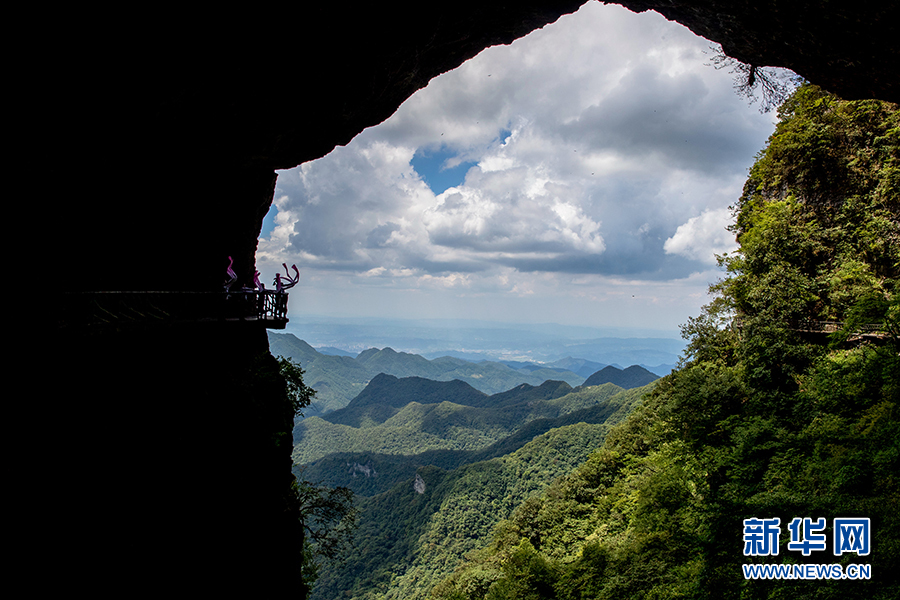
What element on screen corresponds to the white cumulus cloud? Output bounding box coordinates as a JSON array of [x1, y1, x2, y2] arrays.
[[253, 2, 785, 329], [664, 208, 738, 264]]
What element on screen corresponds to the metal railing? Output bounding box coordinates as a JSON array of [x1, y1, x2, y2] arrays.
[[59, 290, 290, 329], [257, 290, 289, 321]]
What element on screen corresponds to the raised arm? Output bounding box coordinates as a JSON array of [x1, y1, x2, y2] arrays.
[[224, 256, 237, 290]]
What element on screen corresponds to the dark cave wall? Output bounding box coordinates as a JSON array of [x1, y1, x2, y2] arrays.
[[51, 1, 899, 595], [57, 321, 301, 595], [612, 0, 898, 102]]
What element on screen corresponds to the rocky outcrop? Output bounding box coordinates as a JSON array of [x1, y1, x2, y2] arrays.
[[349, 462, 377, 478]]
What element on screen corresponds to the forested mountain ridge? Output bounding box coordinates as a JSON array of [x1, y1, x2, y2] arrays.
[[307, 384, 652, 600], [325, 375, 490, 427], [580, 364, 658, 389], [297, 382, 643, 497], [431, 85, 899, 599], [292, 376, 625, 465]]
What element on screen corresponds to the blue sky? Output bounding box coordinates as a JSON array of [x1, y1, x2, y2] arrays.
[[256, 2, 789, 334], [411, 145, 484, 196]]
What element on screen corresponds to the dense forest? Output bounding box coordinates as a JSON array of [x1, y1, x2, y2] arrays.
[[305, 384, 652, 600], [280, 336, 660, 598], [292, 374, 659, 465], [428, 85, 899, 599], [296, 380, 649, 494]]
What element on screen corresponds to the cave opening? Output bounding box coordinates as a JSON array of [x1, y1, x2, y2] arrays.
[[255, 2, 794, 339]]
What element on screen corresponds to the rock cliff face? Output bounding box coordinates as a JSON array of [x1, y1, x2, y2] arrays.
[[415, 473, 427, 495], [52, 1, 898, 595]]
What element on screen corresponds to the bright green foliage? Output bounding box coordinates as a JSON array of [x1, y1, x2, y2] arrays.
[[292, 381, 624, 466], [307, 385, 649, 600], [727, 84, 899, 328], [431, 390, 705, 600], [296, 384, 640, 498], [432, 86, 899, 600]]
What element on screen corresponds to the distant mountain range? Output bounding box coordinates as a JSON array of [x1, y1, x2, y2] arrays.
[[280, 316, 685, 367], [268, 331, 665, 416]]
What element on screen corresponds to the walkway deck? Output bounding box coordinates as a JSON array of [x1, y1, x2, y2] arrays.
[[59, 290, 290, 329]]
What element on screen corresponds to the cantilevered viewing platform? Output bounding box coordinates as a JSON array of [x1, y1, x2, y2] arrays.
[[59, 290, 290, 330]]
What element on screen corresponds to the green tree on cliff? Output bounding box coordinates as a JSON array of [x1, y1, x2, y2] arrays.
[[277, 356, 358, 599]]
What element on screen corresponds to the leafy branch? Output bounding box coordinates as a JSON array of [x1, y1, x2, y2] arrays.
[[276, 355, 317, 418]]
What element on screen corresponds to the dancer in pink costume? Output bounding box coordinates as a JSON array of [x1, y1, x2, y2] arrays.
[[274, 263, 299, 292], [224, 256, 237, 291]]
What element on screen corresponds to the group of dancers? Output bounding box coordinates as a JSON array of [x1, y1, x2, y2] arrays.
[[224, 256, 299, 293]]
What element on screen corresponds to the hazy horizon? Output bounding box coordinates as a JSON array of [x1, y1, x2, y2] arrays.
[[277, 315, 686, 367]]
